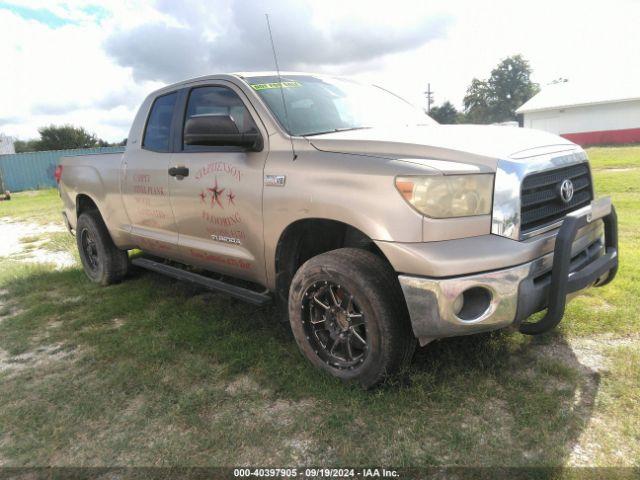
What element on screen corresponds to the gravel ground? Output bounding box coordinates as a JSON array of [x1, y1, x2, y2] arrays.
[[0, 218, 76, 269]]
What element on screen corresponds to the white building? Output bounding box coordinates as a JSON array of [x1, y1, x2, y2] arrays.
[[516, 81, 640, 146], [0, 133, 15, 154]]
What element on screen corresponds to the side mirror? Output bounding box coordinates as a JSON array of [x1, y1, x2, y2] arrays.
[[184, 114, 263, 151]]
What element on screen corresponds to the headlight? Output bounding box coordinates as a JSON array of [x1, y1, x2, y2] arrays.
[[395, 174, 494, 218]]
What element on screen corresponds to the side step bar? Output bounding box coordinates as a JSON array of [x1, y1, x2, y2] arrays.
[[132, 257, 272, 306]]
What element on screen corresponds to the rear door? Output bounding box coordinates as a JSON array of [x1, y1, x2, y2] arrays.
[[168, 81, 269, 284], [121, 91, 181, 257]]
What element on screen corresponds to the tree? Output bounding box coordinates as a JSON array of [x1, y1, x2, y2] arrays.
[[14, 139, 39, 153], [429, 101, 460, 124], [36, 124, 100, 151], [13, 125, 121, 152], [463, 55, 539, 124], [462, 78, 492, 123]]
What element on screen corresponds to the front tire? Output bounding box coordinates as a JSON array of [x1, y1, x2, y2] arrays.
[[76, 212, 129, 286], [288, 248, 416, 388]]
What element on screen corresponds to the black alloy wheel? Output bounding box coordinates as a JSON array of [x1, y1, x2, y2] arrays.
[[76, 212, 129, 286], [301, 281, 368, 370], [80, 227, 100, 272], [288, 248, 416, 388]]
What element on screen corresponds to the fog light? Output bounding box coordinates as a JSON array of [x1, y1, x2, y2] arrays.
[[454, 287, 492, 321]]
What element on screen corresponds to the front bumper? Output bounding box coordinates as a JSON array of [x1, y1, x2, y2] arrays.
[[399, 197, 618, 341]]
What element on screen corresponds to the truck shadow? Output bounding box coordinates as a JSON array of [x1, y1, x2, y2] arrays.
[[408, 331, 600, 465], [166, 271, 602, 466], [0, 266, 601, 466]]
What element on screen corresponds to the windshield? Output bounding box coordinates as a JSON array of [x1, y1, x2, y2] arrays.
[[244, 75, 436, 136]]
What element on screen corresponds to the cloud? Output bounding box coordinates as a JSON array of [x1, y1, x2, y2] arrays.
[[32, 88, 148, 115], [0, 5, 165, 141], [31, 102, 83, 115], [0, 115, 22, 126], [105, 23, 209, 82], [105, 0, 452, 82], [94, 88, 146, 110], [4, 0, 640, 144]]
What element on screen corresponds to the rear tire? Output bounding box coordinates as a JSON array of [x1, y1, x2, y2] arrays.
[[288, 248, 416, 388], [76, 212, 129, 286]]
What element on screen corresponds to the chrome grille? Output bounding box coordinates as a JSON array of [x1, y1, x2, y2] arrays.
[[520, 163, 593, 235]]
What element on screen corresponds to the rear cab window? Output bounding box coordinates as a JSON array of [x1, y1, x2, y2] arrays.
[[143, 92, 178, 152]]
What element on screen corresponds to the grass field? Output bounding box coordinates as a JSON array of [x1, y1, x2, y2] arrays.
[[0, 146, 638, 468]]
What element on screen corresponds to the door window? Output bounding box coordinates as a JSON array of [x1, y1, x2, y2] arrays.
[[183, 86, 257, 150], [143, 92, 177, 152]]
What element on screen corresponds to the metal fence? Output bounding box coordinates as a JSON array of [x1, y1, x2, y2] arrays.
[[0, 146, 125, 192]]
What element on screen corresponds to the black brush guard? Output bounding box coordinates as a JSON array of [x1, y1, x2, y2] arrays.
[[519, 200, 618, 335]]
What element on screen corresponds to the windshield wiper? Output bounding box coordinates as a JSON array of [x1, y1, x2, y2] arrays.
[[303, 127, 372, 137]]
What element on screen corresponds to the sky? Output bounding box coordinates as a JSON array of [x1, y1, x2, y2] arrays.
[[1, 0, 639, 142]]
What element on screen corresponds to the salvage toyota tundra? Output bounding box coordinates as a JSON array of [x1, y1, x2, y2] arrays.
[[57, 73, 618, 388]]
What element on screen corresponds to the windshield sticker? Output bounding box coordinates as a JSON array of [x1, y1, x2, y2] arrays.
[[250, 81, 302, 90]]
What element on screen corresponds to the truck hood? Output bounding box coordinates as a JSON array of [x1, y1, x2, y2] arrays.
[[308, 124, 577, 171]]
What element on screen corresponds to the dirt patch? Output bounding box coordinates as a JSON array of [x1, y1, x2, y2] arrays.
[[221, 376, 318, 430], [0, 219, 75, 269], [61, 295, 84, 305], [534, 335, 640, 466], [257, 398, 317, 429], [111, 318, 126, 329], [284, 437, 314, 464], [597, 167, 639, 172], [531, 335, 637, 373], [568, 335, 639, 371], [46, 319, 64, 330], [0, 306, 24, 324], [123, 395, 147, 417], [568, 421, 605, 467], [0, 343, 78, 377], [25, 250, 75, 268], [589, 298, 615, 313], [567, 401, 639, 467], [225, 374, 268, 396]]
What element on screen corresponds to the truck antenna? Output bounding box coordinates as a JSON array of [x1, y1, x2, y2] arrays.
[[265, 13, 297, 160]]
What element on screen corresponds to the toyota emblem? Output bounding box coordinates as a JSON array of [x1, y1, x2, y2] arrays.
[[559, 179, 574, 203]]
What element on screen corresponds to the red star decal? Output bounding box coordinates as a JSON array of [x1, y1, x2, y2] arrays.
[[207, 177, 225, 208], [227, 190, 236, 205], [199, 190, 207, 203]]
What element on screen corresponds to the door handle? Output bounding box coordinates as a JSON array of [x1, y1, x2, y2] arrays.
[[168, 166, 189, 177]]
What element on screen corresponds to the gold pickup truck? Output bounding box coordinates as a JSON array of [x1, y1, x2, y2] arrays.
[[57, 72, 618, 388]]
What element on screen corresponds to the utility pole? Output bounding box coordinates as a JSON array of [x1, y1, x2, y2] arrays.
[[424, 83, 434, 113]]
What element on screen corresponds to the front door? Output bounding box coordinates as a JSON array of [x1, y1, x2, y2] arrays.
[[121, 91, 180, 258], [169, 82, 269, 285]]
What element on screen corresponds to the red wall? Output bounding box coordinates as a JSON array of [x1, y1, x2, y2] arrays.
[[562, 127, 640, 146]]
